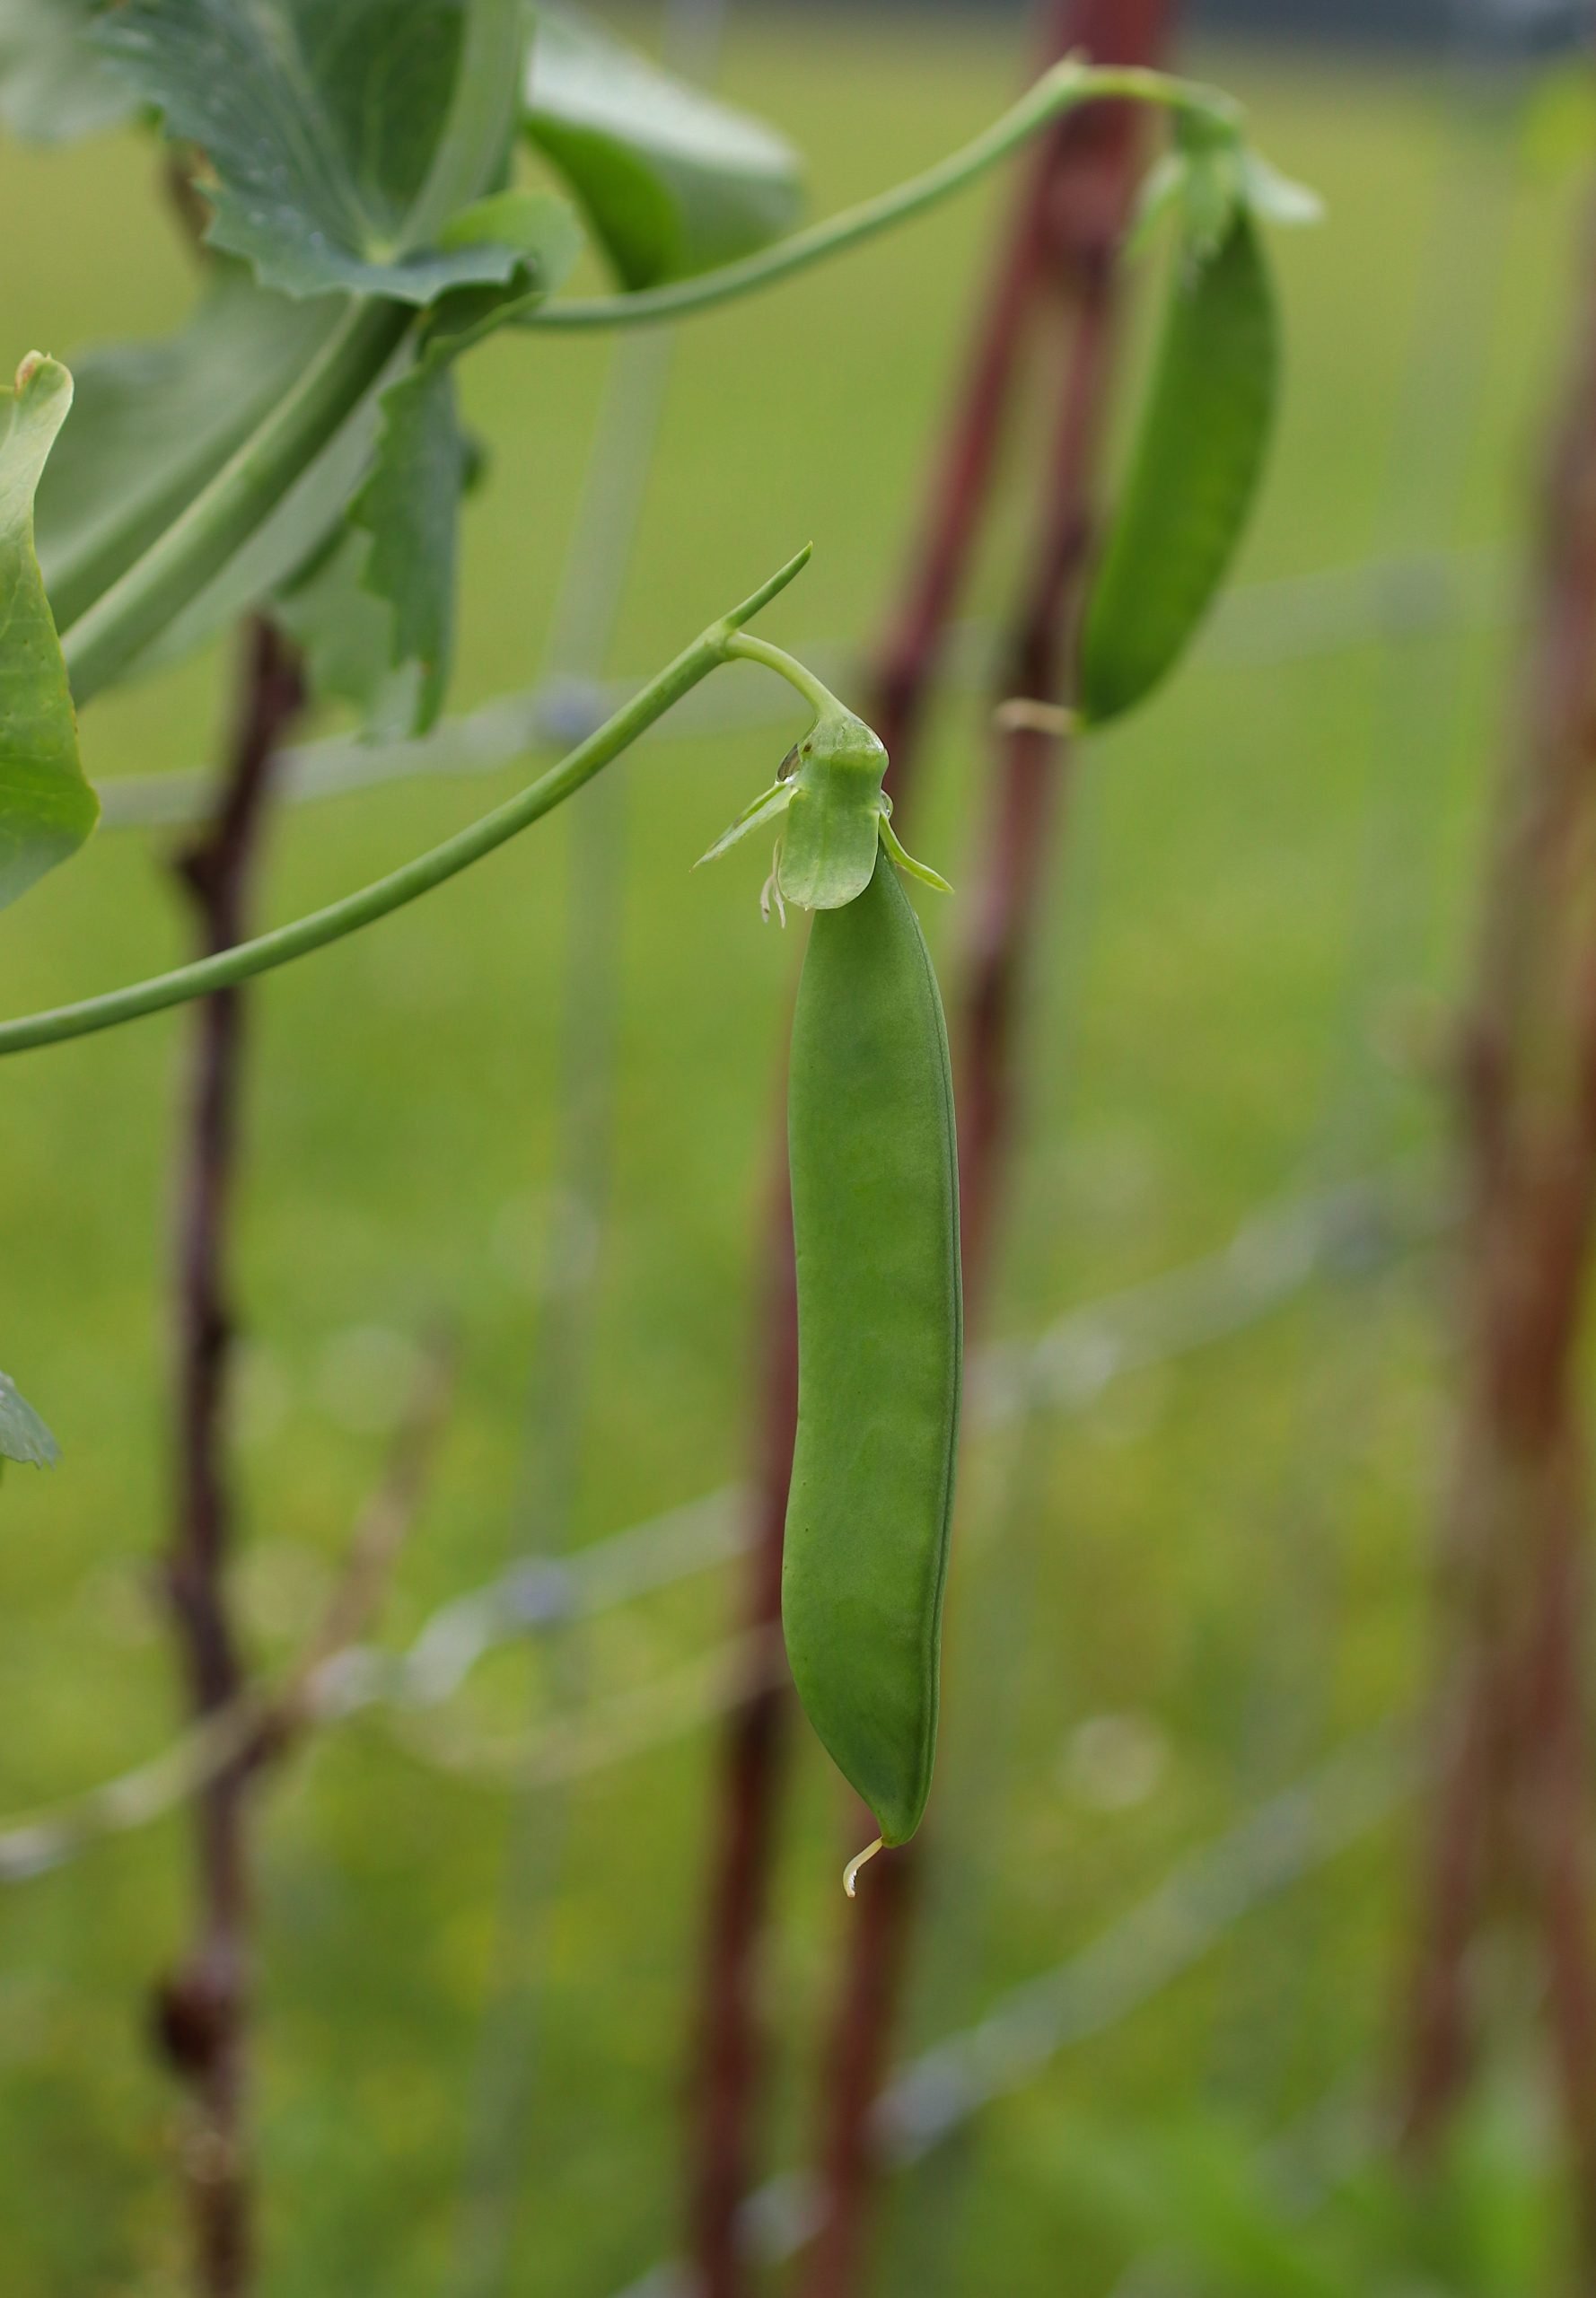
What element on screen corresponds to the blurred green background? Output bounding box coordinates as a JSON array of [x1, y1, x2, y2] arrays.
[[0, 9, 1587, 2294]]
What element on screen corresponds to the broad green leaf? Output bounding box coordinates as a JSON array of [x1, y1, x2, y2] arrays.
[[417, 186, 585, 361], [350, 362, 469, 734], [525, 5, 802, 290], [95, 0, 531, 302], [278, 197, 579, 737], [36, 267, 347, 636], [276, 371, 470, 741], [274, 525, 419, 738], [133, 365, 390, 680], [0, 0, 136, 142], [0, 1365, 58, 1468], [38, 195, 573, 714], [0, 355, 97, 908], [34, 268, 390, 688]]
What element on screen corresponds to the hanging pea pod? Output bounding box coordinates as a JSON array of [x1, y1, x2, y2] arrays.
[[782, 850, 961, 1864], [701, 640, 961, 1876], [1078, 198, 1280, 727]]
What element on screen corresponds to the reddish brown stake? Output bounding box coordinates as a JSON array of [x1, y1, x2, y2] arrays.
[[1402, 200, 1596, 2273], [156, 616, 303, 2298], [687, 12, 1089, 2287], [796, 9, 1174, 2288], [688, 1156, 801, 2298], [869, 0, 1112, 780], [683, 9, 1153, 2293]]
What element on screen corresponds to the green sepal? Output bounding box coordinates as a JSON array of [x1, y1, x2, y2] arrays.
[[879, 813, 951, 896], [1129, 117, 1320, 271], [0, 1366, 59, 1469], [697, 776, 794, 867], [1238, 149, 1323, 229]]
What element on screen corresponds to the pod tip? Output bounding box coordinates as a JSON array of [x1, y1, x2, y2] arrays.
[[993, 697, 1077, 739], [843, 1837, 883, 1899]]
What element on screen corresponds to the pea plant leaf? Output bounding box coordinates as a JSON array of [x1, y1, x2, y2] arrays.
[[278, 191, 580, 738], [420, 186, 586, 357], [133, 366, 389, 682], [0, 355, 98, 911], [274, 526, 417, 737], [0, 0, 136, 142], [94, 0, 531, 302], [35, 266, 349, 638], [524, 4, 802, 289], [32, 265, 390, 691], [279, 352, 482, 741], [0, 1365, 59, 1470], [348, 363, 468, 736]]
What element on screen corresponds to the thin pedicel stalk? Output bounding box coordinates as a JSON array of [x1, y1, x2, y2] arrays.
[[153, 616, 303, 2298], [0, 548, 811, 1060], [1401, 194, 1596, 2276], [799, 7, 1175, 2292], [686, 9, 1167, 2292]]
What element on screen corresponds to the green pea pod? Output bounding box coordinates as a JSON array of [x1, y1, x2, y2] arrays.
[[782, 851, 962, 1866], [1079, 208, 1278, 727]]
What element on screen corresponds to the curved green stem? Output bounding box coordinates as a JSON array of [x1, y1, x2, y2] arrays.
[[59, 298, 414, 706], [0, 547, 811, 1058], [724, 632, 842, 720], [524, 60, 1241, 334]]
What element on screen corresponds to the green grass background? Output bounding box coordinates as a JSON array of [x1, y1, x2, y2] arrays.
[[0, 11, 1585, 2294]]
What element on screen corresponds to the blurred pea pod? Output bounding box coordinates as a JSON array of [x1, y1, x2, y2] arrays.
[[1078, 139, 1317, 728]]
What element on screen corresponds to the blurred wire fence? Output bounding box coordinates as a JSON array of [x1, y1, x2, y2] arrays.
[[609, 1730, 1407, 2298], [94, 546, 1511, 834], [0, 1167, 1438, 1887]]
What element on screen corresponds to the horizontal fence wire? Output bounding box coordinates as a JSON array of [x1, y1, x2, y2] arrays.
[[609, 1730, 1409, 2298], [0, 1170, 1439, 1884], [94, 548, 1510, 835]]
